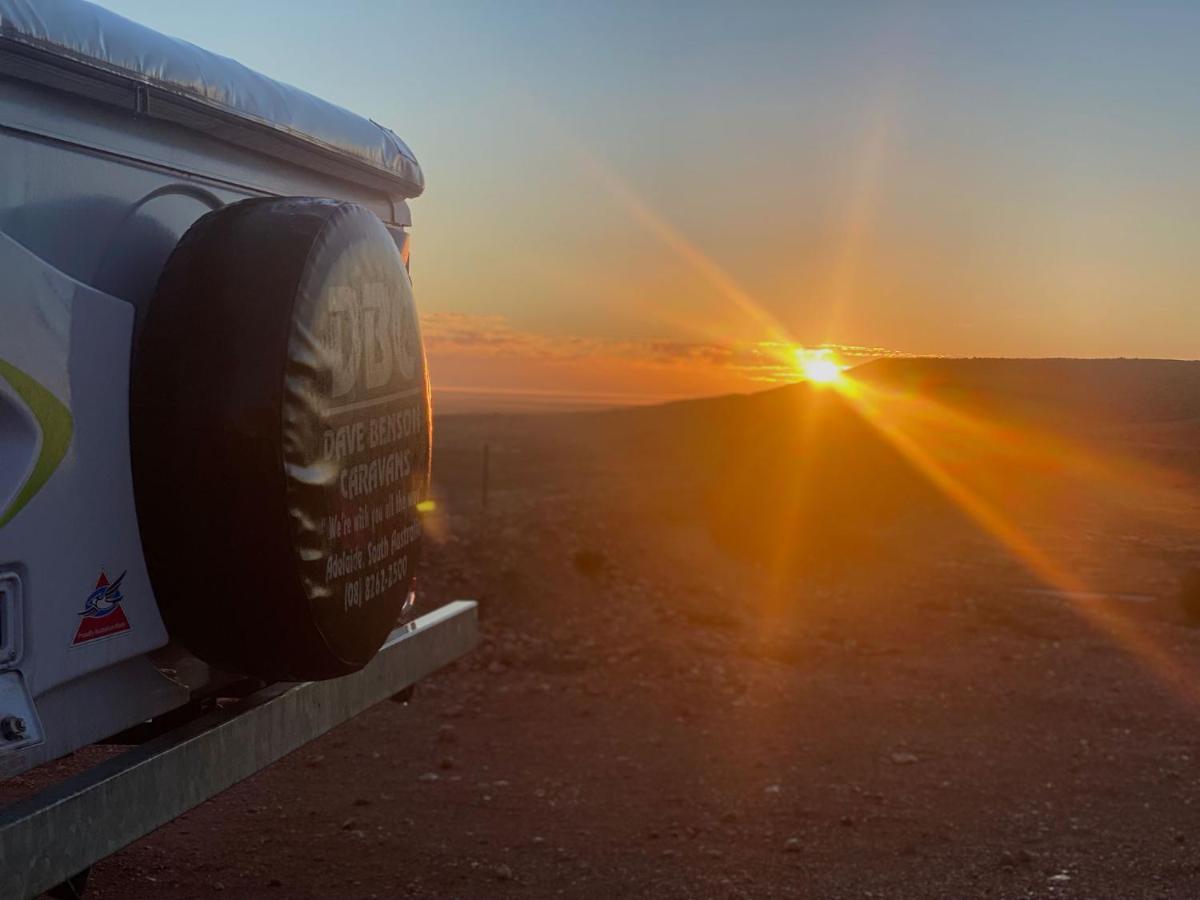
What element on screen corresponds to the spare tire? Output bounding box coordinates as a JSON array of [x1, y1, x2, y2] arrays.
[[131, 197, 430, 680]]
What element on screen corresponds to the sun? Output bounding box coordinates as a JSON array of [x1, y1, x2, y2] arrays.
[[794, 349, 845, 385]]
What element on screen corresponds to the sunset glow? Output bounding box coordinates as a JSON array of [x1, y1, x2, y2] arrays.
[[106, 2, 1200, 409]]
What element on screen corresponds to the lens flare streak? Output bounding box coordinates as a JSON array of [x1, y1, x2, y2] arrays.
[[832, 374, 1200, 696]]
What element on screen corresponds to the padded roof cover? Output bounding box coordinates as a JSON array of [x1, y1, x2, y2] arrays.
[[0, 0, 424, 196]]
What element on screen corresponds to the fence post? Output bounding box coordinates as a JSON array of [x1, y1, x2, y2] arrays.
[[481, 442, 490, 510]]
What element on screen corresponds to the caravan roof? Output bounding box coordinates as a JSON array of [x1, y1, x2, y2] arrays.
[[0, 0, 424, 198]]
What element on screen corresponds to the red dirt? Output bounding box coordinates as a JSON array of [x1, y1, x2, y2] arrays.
[[29, 392, 1200, 898]]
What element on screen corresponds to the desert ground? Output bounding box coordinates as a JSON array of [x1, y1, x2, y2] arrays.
[[15, 359, 1200, 899]]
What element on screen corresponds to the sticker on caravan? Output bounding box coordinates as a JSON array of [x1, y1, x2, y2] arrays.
[[0, 358, 73, 530], [71, 570, 132, 646]]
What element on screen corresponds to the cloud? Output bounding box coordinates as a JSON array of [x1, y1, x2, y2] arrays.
[[742, 340, 921, 381], [420, 312, 733, 368], [420, 312, 581, 359], [758, 341, 916, 360], [419, 311, 913, 381]]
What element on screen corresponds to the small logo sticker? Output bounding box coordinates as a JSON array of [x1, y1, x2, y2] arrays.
[[72, 570, 131, 645]]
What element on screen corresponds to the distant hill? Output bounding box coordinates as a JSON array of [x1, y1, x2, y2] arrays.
[[562, 358, 1200, 574], [852, 357, 1200, 426], [438, 358, 1200, 580]]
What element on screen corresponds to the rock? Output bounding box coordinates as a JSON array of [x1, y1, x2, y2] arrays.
[[436, 724, 458, 745], [341, 818, 357, 830], [890, 752, 919, 765], [439, 756, 456, 770], [764, 784, 783, 795], [268, 878, 283, 888], [784, 837, 803, 853], [418, 772, 440, 783], [353, 798, 372, 807], [840, 816, 855, 828], [494, 864, 514, 881], [573, 548, 608, 578]]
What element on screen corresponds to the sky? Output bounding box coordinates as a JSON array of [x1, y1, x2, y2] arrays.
[[99, 1, 1200, 411]]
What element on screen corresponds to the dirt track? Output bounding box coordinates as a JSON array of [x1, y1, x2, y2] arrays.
[[44, 409, 1200, 898]]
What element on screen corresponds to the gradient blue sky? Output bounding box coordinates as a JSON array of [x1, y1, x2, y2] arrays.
[[99, 1, 1200, 406]]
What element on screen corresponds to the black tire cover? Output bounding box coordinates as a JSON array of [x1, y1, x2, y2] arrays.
[[131, 197, 430, 679]]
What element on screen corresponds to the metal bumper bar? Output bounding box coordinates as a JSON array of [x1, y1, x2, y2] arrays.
[[0, 600, 478, 900]]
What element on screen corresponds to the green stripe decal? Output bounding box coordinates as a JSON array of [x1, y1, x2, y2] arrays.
[[0, 358, 73, 529]]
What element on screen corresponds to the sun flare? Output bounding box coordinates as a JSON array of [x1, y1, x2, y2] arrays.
[[794, 349, 845, 385]]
